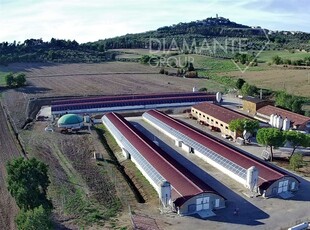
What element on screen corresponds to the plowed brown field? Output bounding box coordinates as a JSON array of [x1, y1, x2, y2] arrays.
[[0, 103, 22, 230]]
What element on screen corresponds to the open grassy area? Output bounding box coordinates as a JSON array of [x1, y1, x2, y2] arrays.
[[225, 69, 310, 97], [257, 50, 310, 63], [0, 71, 7, 86]]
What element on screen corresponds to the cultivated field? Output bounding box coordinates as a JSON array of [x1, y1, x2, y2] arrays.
[[225, 69, 310, 97], [19, 122, 139, 229], [0, 62, 224, 131], [0, 62, 216, 98], [0, 104, 21, 230]]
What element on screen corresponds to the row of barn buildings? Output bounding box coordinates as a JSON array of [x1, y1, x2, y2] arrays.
[[51, 92, 308, 217], [102, 109, 300, 216]]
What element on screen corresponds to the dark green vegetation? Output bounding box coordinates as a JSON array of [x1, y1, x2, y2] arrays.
[[257, 129, 310, 162], [97, 17, 310, 55], [275, 91, 309, 115], [5, 72, 26, 87], [285, 131, 310, 157], [289, 153, 307, 171], [0, 38, 111, 64], [16, 206, 52, 230], [271, 55, 310, 66], [6, 157, 52, 210], [228, 119, 259, 138], [6, 157, 53, 229], [256, 128, 285, 162], [1, 17, 310, 66]]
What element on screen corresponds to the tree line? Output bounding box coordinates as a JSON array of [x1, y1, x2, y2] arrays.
[[234, 78, 309, 116], [271, 55, 310, 66], [0, 38, 110, 65], [256, 128, 310, 163]]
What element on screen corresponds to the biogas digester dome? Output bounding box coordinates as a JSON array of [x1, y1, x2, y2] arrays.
[[57, 114, 84, 129]]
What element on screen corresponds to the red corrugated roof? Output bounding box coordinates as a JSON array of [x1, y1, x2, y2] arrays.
[[192, 102, 254, 124], [104, 112, 224, 205], [52, 92, 215, 105], [145, 110, 298, 190], [257, 105, 310, 126]]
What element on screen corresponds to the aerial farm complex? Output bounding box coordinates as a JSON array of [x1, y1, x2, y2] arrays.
[[42, 90, 308, 219]]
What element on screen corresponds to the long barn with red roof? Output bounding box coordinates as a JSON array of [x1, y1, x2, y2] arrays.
[[51, 92, 216, 115], [102, 112, 226, 216], [143, 109, 299, 198]]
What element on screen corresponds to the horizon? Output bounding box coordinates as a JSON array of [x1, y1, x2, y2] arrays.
[[1, 0, 310, 43]]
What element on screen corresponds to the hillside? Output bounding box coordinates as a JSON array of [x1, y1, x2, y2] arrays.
[[95, 16, 310, 54], [1, 16, 310, 65]]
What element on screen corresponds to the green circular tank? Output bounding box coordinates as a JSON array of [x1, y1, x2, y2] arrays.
[[57, 114, 83, 126]]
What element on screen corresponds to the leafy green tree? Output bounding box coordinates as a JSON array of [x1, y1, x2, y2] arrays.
[[291, 99, 305, 114], [6, 157, 52, 210], [229, 119, 245, 136], [15, 73, 26, 87], [275, 91, 293, 110], [235, 78, 246, 89], [5, 72, 14, 87], [285, 131, 310, 158], [289, 153, 305, 171], [229, 118, 259, 138], [256, 128, 285, 161], [240, 83, 257, 96], [16, 206, 52, 230], [244, 119, 260, 134]]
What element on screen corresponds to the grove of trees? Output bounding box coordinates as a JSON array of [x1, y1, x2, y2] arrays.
[[272, 55, 310, 66], [6, 157, 53, 229], [257, 128, 310, 162], [275, 91, 307, 115]]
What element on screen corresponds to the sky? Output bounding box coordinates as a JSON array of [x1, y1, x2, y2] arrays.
[[1, 0, 310, 43]]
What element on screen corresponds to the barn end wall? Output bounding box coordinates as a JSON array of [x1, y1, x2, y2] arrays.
[[178, 193, 225, 215], [261, 176, 300, 197]]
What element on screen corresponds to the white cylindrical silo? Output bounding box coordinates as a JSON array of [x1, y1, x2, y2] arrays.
[[276, 115, 281, 128], [278, 116, 283, 129], [269, 114, 274, 125], [272, 115, 278, 127], [246, 166, 259, 192], [282, 118, 291, 131], [159, 181, 172, 208], [216, 92, 222, 103]]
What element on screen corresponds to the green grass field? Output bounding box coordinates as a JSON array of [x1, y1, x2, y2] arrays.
[[0, 71, 7, 86], [257, 50, 310, 63], [168, 54, 267, 74]]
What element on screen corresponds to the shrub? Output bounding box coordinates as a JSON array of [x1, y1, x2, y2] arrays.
[[289, 153, 305, 171]]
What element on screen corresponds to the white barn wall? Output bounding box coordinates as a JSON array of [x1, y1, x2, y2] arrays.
[[195, 150, 246, 186], [144, 113, 247, 187], [130, 155, 161, 194], [143, 116, 177, 140]]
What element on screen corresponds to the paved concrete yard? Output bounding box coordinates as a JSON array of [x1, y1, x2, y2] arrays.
[[127, 115, 310, 230]]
